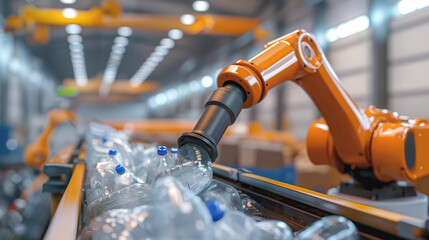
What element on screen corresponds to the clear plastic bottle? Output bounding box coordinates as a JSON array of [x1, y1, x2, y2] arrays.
[[161, 143, 213, 194], [296, 215, 359, 240], [79, 205, 155, 240], [107, 149, 121, 165], [254, 220, 294, 240], [170, 147, 179, 165], [145, 146, 175, 185], [113, 164, 140, 192], [85, 162, 117, 203], [214, 210, 257, 240], [151, 176, 213, 239], [199, 179, 242, 211], [214, 210, 293, 240]]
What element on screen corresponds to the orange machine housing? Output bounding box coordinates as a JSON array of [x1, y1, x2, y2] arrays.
[[24, 109, 76, 168], [217, 29, 429, 183]]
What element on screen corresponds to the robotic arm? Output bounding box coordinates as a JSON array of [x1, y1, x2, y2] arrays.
[[24, 109, 76, 168], [178, 29, 429, 184]]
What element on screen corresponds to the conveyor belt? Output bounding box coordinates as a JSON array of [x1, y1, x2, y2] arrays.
[[212, 163, 428, 240]]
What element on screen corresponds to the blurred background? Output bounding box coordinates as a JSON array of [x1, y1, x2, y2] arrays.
[[1, 0, 429, 197]]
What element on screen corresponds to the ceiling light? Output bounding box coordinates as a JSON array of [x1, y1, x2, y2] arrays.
[[181, 14, 195, 25], [62, 8, 78, 19], [117, 26, 133, 37], [154, 46, 169, 56], [65, 24, 81, 34], [201, 75, 214, 88], [189, 80, 201, 92], [69, 43, 84, 51], [155, 93, 167, 105], [167, 88, 178, 100], [168, 29, 183, 40], [192, 1, 210, 12], [60, 0, 76, 4], [114, 36, 129, 46], [67, 34, 82, 44], [160, 38, 175, 49]]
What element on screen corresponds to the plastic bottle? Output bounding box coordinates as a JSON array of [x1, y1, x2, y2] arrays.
[[296, 215, 359, 240], [161, 143, 213, 194], [113, 164, 140, 192], [199, 179, 242, 211], [151, 176, 213, 239], [107, 149, 121, 164], [145, 146, 175, 185], [214, 210, 293, 240], [85, 162, 117, 203], [213, 210, 257, 240], [79, 205, 155, 240], [170, 147, 179, 165], [254, 220, 294, 240]]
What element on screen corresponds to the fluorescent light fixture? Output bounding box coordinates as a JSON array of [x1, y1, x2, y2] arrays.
[[6, 139, 18, 151], [397, 0, 429, 15], [193, 1, 210, 12], [65, 24, 81, 34], [168, 29, 183, 40], [160, 38, 175, 49], [181, 14, 195, 25], [189, 80, 201, 92], [179, 84, 190, 95], [114, 36, 129, 46], [201, 75, 214, 88], [60, 0, 76, 4], [62, 8, 78, 19], [117, 26, 133, 37], [154, 46, 169, 56], [67, 34, 82, 44], [167, 88, 178, 100], [325, 15, 369, 43], [155, 93, 167, 105]]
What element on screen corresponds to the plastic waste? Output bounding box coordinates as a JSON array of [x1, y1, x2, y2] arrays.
[[145, 146, 175, 185], [151, 176, 214, 239], [170, 147, 179, 165], [79, 205, 155, 240], [199, 179, 242, 211], [113, 164, 141, 192], [86, 183, 152, 220], [296, 215, 359, 240], [214, 210, 293, 240], [161, 143, 213, 194]]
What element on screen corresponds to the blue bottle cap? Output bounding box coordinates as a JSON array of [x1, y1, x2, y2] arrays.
[[109, 149, 117, 156], [171, 148, 178, 154], [102, 135, 108, 143], [115, 164, 126, 175], [206, 200, 225, 222], [157, 146, 168, 156]]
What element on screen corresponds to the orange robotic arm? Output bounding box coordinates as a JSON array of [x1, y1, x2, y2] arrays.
[[179, 29, 429, 184], [24, 109, 76, 168]]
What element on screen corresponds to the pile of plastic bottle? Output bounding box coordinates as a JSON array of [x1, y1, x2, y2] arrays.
[[80, 122, 359, 240]]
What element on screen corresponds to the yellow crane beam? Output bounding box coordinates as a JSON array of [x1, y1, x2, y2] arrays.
[[5, 1, 267, 44]]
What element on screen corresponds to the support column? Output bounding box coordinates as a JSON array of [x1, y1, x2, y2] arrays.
[[370, 0, 391, 109]]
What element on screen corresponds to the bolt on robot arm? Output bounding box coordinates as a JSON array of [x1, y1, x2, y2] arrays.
[[178, 29, 429, 185]]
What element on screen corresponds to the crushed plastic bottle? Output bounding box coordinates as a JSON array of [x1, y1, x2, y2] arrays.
[[199, 179, 242, 211], [85, 162, 117, 204], [79, 205, 155, 240], [296, 215, 359, 240], [170, 147, 179, 165], [161, 143, 213, 194], [151, 176, 214, 239], [213, 210, 257, 240], [145, 146, 175, 185], [240, 193, 266, 220], [214, 210, 293, 240], [254, 220, 294, 240], [86, 183, 152, 220]]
